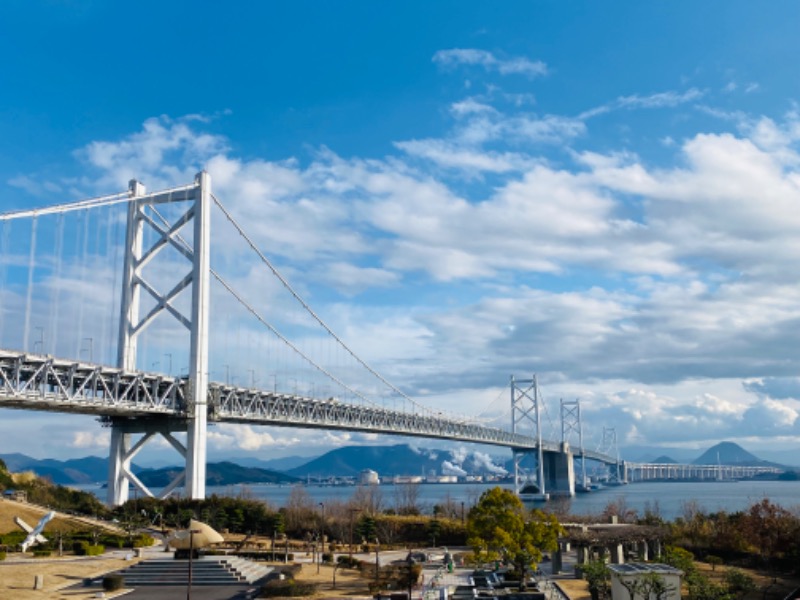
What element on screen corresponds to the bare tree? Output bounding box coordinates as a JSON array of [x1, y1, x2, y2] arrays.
[[322, 500, 351, 547], [284, 485, 316, 535], [433, 493, 461, 519], [350, 485, 383, 515], [393, 482, 421, 515]]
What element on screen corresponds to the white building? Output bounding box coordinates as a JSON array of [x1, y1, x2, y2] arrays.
[[608, 563, 682, 600], [359, 469, 380, 485]]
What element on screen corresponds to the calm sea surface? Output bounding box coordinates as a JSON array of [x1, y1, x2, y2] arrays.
[[80, 480, 800, 521]]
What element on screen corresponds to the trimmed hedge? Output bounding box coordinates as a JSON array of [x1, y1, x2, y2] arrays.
[[0, 551, 6, 561], [102, 575, 124, 591], [234, 550, 294, 562], [32, 550, 51, 557], [260, 579, 317, 597], [73, 541, 104, 556], [132, 534, 155, 548]]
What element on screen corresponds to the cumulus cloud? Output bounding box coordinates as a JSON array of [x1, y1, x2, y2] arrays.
[[743, 377, 800, 400], [70, 430, 110, 449], [7, 65, 800, 458]]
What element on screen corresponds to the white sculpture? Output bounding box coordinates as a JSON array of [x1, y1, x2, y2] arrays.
[[20, 511, 55, 552]]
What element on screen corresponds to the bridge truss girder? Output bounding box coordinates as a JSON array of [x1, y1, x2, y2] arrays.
[[0, 350, 185, 415]]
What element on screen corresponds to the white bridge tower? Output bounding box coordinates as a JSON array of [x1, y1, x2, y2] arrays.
[[108, 172, 211, 506]]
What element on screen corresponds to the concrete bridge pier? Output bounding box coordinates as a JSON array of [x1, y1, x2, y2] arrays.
[[542, 443, 576, 497]]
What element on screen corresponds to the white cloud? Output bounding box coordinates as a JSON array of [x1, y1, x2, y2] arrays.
[[433, 49, 548, 78], [316, 262, 400, 296], [394, 139, 533, 173], [8, 72, 800, 459], [70, 430, 110, 449], [580, 88, 704, 119]]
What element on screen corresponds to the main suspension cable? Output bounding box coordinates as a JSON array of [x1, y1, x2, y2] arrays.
[[211, 192, 452, 419]]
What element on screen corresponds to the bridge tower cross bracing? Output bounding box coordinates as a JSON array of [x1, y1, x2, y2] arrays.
[[600, 426, 624, 483], [511, 374, 546, 498], [561, 398, 586, 488], [108, 172, 211, 506]]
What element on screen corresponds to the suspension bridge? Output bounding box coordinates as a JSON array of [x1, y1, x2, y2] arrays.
[[0, 172, 668, 505]]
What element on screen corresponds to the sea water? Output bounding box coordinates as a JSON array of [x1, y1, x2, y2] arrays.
[[78, 479, 800, 521]]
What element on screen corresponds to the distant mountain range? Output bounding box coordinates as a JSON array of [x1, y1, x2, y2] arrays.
[[0, 452, 125, 484], [286, 444, 509, 479], [1, 440, 794, 487], [627, 441, 796, 468], [136, 461, 299, 487], [0, 453, 297, 486], [692, 441, 781, 467]]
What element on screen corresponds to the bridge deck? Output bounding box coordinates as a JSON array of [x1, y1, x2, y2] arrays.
[[0, 350, 626, 459]]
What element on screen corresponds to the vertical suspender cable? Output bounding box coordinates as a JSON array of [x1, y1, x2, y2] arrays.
[[0, 220, 9, 344], [49, 212, 65, 355], [75, 209, 90, 358], [106, 204, 121, 367], [22, 215, 38, 352]]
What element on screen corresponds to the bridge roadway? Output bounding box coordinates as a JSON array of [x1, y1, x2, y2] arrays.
[[0, 349, 617, 463]]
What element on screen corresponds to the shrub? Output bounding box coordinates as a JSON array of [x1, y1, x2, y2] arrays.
[[232, 550, 294, 562], [705, 555, 723, 571], [73, 540, 89, 555], [86, 545, 104, 556], [724, 569, 755, 595], [100, 535, 125, 549], [279, 564, 302, 578], [32, 550, 51, 557], [260, 579, 317, 597], [582, 560, 611, 600], [321, 552, 333, 563], [663, 546, 696, 575], [132, 534, 154, 548], [0, 531, 27, 546], [102, 575, 124, 591], [336, 555, 362, 569], [0, 551, 6, 561]]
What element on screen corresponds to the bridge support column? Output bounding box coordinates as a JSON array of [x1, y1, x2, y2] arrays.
[[108, 426, 132, 505], [541, 443, 575, 497], [185, 171, 211, 500], [106, 418, 188, 506], [619, 461, 629, 484]]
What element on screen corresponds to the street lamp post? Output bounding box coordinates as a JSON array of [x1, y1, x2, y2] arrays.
[[317, 502, 325, 574], [374, 537, 380, 584], [186, 529, 200, 600]]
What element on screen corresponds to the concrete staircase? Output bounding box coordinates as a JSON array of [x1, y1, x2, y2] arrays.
[[116, 556, 272, 586]]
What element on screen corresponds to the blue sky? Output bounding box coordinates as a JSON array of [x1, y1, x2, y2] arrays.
[[2, 2, 800, 465]]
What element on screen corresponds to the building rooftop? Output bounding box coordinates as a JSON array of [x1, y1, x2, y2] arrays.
[[608, 563, 683, 575]]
